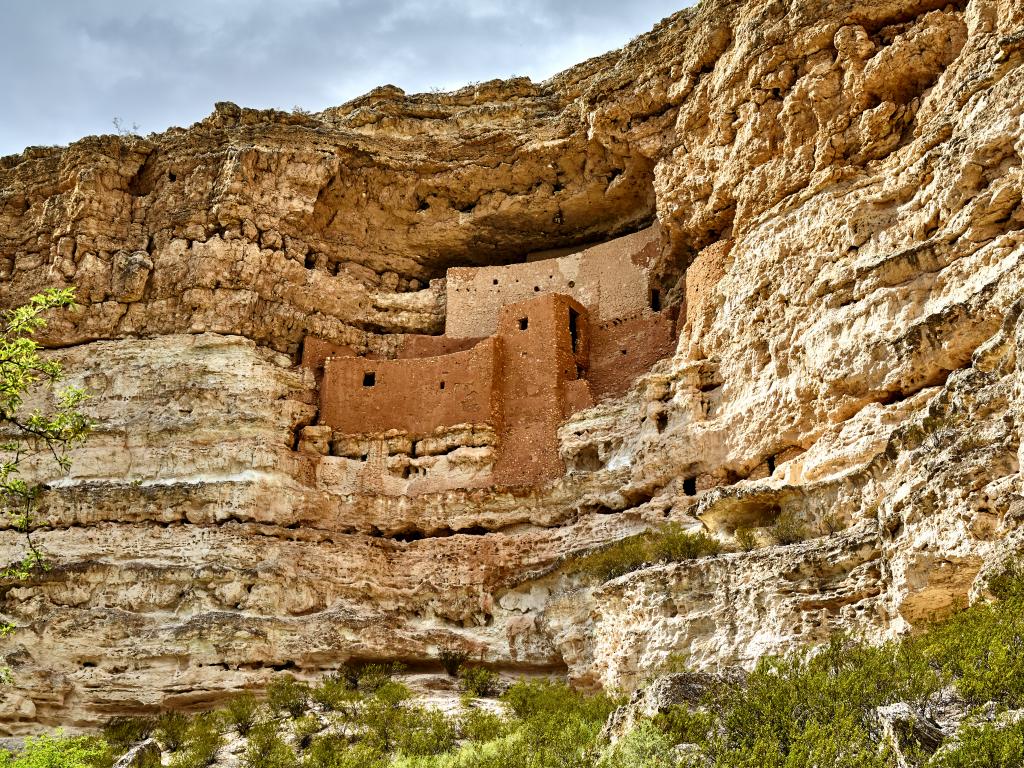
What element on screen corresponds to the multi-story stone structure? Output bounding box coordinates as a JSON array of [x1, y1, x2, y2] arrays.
[[302, 226, 677, 490]]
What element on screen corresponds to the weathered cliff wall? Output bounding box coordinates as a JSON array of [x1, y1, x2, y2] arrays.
[[1, 0, 1022, 734]]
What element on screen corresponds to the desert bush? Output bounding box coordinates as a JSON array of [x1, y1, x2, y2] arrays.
[[394, 706, 458, 757], [596, 720, 676, 768], [0, 732, 107, 768], [459, 666, 499, 698], [267, 675, 310, 718], [292, 715, 323, 750], [155, 711, 190, 752], [926, 719, 1024, 768], [102, 716, 155, 753], [770, 509, 809, 545], [438, 646, 470, 677], [242, 721, 297, 768], [568, 524, 721, 582], [357, 663, 405, 693], [224, 691, 260, 735], [650, 524, 721, 561], [459, 707, 509, 743], [169, 714, 223, 768], [307, 736, 386, 768], [734, 526, 759, 552], [311, 673, 360, 712]]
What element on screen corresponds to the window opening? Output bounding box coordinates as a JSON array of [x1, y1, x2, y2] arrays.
[[569, 308, 580, 353], [363, 371, 376, 387], [650, 289, 662, 312], [519, 317, 528, 331]]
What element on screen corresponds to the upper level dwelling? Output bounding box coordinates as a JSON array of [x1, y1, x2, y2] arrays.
[[301, 226, 677, 494]]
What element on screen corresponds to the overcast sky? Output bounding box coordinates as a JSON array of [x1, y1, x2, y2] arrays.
[[1, 1, 696, 157]]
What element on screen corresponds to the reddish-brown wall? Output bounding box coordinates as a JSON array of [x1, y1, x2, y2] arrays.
[[588, 312, 677, 400], [445, 226, 659, 338], [492, 294, 591, 486], [301, 337, 356, 377], [685, 239, 731, 329], [397, 334, 483, 359], [320, 339, 499, 435]]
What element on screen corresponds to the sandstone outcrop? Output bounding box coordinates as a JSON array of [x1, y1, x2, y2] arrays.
[[1, 0, 1023, 734]]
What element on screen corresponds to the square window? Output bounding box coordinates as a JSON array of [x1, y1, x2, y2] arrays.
[[363, 372, 376, 387], [519, 318, 528, 331]]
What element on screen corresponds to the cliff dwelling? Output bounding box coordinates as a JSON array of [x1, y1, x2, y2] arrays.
[[300, 226, 678, 492]]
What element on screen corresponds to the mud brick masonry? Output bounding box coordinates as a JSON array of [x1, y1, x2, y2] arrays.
[[304, 226, 679, 488]]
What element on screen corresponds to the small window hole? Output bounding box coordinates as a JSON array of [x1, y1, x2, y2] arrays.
[[683, 477, 697, 496], [519, 317, 528, 331], [168, 172, 177, 182], [363, 372, 376, 387], [439, 381, 445, 390], [650, 289, 662, 312]]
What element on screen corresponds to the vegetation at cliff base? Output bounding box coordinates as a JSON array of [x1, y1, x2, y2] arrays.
[[6, 563, 1024, 767]]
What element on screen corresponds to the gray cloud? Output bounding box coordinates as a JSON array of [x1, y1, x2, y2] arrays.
[[1, 0, 694, 156]]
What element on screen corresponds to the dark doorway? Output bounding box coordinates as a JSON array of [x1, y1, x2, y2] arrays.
[[568, 308, 580, 353]]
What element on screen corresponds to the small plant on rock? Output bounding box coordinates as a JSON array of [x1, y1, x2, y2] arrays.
[[438, 645, 469, 677], [771, 510, 809, 545], [735, 526, 759, 552], [170, 713, 223, 768]]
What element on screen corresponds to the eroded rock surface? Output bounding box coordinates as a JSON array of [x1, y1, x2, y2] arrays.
[[1, 0, 1023, 733]]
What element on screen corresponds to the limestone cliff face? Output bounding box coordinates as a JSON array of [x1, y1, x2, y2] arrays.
[[2, 0, 1023, 734]]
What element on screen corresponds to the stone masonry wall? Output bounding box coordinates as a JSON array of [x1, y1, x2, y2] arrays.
[[445, 226, 659, 338]]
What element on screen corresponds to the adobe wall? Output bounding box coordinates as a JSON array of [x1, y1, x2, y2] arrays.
[[685, 238, 731, 331], [492, 293, 592, 486], [588, 311, 678, 400], [396, 334, 483, 359], [445, 225, 660, 338], [320, 338, 499, 435], [301, 337, 356, 379]]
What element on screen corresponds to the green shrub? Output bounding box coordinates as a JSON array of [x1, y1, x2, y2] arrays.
[[568, 524, 720, 582], [459, 667, 499, 698], [460, 707, 509, 743], [915, 566, 1024, 706], [169, 714, 223, 768], [292, 715, 323, 750], [596, 720, 676, 768], [267, 674, 310, 718], [102, 716, 155, 753], [311, 674, 360, 712], [653, 705, 715, 746], [224, 691, 260, 735], [926, 719, 1024, 768], [0, 732, 107, 768], [394, 706, 457, 757], [499, 680, 618, 768], [357, 663, 405, 693], [155, 711, 190, 752], [438, 646, 470, 677], [734, 526, 759, 552], [771, 509, 809, 545], [307, 736, 386, 768], [650, 524, 721, 562], [242, 721, 297, 768]]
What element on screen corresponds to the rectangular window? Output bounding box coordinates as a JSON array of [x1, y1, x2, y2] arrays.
[[519, 317, 528, 331], [363, 371, 376, 387], [650, 289, 662, 312], [568, 308, 580, 353]]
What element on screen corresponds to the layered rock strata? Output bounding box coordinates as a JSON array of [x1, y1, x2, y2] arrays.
[[1, 0, 1023, 734]]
